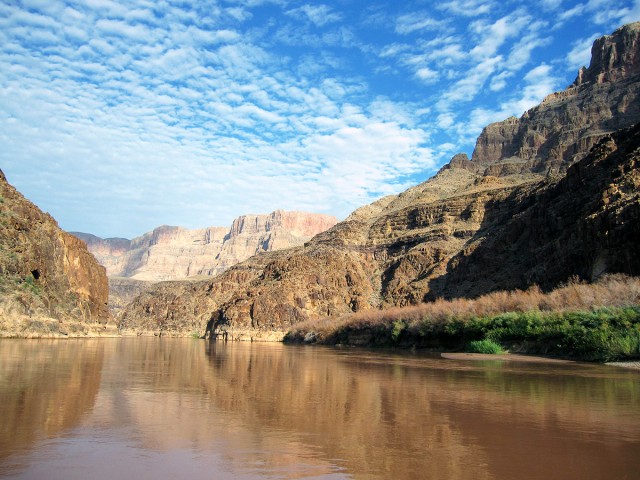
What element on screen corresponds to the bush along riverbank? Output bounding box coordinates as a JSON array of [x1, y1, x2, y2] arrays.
[[284, 275, 640, 363]]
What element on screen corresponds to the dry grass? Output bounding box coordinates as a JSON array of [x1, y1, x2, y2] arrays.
[[289, 274, 640, 341]]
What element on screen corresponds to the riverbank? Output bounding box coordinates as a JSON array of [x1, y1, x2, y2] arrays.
[[0, 314, 119, 338], [4, 276, 639, 364], [284, 306, 640, 362], [284, 276, 640, 363]]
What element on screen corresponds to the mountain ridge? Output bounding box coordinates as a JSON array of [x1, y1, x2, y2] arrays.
[[470, 22, 640, 174], [118, 22, 640, 338]]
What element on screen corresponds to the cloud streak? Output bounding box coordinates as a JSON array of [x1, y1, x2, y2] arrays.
[[0, 0, 636, 238]]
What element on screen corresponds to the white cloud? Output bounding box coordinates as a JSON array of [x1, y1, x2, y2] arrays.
[[566, 33, 601, 70], [286, 4, 342, 27], [558, 0, 640, 27], [415, 67, 439, 83], [438, 0, 494, 17], [490, 71, 512, 91], [0, 0, 628, 238], [437, 56, 503, 109], [395, 12, 446, 35], [506, 27, 551, 71], [463, 63, 560, 139], [437, 113, 456, 129], [469, 11, 532, 60], [541, 0, 564, 9], [558, 3, 585, 22], [619, 0, 640, 23]]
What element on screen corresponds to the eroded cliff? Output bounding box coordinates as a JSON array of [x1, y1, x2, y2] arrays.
[[0, 170, 110, 336], [472, 22, 640, 174]]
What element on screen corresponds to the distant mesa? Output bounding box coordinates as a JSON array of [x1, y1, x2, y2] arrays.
[[72, 210, 338, 282]]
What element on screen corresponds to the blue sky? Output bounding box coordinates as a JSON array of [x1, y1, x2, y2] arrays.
[[1, 0, 638, 239]]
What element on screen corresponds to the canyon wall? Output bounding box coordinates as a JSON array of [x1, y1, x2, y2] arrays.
[[0, 170, 110, 336], [73, 210, 337, 282], [471, 22, 640, 174]]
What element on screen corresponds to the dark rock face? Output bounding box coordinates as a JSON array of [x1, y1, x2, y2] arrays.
[[436, 124, 640, 298], [120, 22, 640, 337], [107, 277, 153, 318], [0, 171, 109, 336]]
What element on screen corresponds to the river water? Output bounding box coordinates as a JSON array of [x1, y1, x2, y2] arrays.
[[0, 338, 638, 479]]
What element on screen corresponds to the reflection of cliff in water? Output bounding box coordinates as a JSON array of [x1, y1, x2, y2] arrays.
[[7, 338, 635, 479], [203, 342, 492, 479], [201, 342, 640, 480], [109, 339, 640, 479], [0, 340, 104, 461]]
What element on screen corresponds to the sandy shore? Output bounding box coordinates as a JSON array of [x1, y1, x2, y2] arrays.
[[441, 352, 576, 364], [605, 361, 640, 369], [442, 352, 640, 369]]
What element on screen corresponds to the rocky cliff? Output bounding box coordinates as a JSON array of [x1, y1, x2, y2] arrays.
[[0, 170, 110, 337], [471, 22, 640, 174], [120, 22, 640, 338], [73, 210, 337, 282]]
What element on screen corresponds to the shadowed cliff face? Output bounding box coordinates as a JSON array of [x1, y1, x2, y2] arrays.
[[0, 171, 109, 336], [120, 23, 640, 337], [435, 125, 640, 298], [74, 210, 337, 282]]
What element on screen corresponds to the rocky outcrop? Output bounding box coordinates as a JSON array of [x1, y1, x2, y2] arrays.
[[120, 22, 640, 338], [472, 22, 640, 174], [436, 124, 640, 298], [108, 277, 154, 318], [73, 210, 337, 282], [0, 170, 110, 336]]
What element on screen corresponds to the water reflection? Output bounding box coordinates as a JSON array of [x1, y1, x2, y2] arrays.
[[0, 339, 104, 461], [0, 338, 638, 479], [202, 342, 640, 480]]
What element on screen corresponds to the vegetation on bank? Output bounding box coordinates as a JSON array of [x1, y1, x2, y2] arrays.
[[284, 275, 640, 362]]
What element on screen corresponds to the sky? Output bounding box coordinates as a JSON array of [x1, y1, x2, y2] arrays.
[[1, 0, 639, 239]]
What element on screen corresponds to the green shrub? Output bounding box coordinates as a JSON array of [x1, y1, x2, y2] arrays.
[[391, 320, 406, 341], [467, 339, 504, 354]]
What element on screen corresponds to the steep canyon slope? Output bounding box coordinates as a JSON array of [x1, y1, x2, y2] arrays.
[[0, 170, 110, 336], [120, 22, 640, 338]]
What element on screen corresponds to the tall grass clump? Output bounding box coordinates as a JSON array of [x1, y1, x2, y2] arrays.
[[467, 339, 504, 354]]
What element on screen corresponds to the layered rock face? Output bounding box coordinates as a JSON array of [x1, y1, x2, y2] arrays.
[[434, 124, 640, 298], [0, 171, 110, 336], [73, 226, 228, 281], [472, 22, 640, 174], [120, 22, 640, 338], [73, 210, 337, 282]]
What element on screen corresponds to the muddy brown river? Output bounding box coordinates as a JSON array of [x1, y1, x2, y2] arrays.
[[0, 338, 638, 479]]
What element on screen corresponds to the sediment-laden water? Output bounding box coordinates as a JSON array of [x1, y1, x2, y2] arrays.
[[0, 338, 638, 479]]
